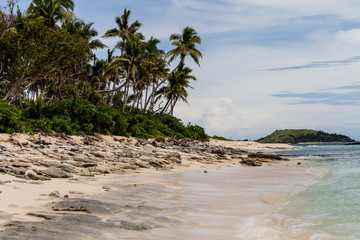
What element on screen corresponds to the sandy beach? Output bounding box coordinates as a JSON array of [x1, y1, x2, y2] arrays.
[[0, 133, 310, 239]]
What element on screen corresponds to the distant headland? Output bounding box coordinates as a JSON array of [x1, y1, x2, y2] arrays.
[[257, 129, 354, 144]]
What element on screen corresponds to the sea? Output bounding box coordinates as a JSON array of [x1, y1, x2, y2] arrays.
[[238, 143, 360, 240]]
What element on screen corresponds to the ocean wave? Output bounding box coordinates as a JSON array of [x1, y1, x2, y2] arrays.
[[305, 167, 329, 179]]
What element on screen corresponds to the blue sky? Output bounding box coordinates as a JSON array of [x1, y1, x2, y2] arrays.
[[15, 0, 360, 140]]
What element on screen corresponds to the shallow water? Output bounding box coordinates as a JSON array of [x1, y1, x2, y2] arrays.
[[241, 144, 360, 240]]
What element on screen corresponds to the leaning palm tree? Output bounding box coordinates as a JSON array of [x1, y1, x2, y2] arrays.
[[158, 63, 196, 115], [27, 0, 74, 27]]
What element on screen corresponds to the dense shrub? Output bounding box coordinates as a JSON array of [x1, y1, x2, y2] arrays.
[[0, 99, 210, 141], [0, 100, 23, 133], [187, 124, 209, 141]]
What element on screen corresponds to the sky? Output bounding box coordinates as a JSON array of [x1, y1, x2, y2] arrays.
[[14, 0, 360, 140]]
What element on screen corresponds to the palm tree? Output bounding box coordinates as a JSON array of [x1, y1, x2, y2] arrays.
[[103, 8, 143, 54], [158, 63, 196, 115], [166, 26, 202, 68], [27, 0, 74, 27], [148, 27, 202, 105], [62, 19, 106, 51]]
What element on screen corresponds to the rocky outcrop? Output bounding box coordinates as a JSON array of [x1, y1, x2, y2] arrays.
[[0, 134, 288, 182], [240, 152, 288, 166]]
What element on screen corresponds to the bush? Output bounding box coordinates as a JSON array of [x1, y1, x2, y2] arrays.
[[50, 115, 73, 134], [92, 111, 114, 134], [187, 124, 209, 141], [0, 98, 210, 141], [0, 100, 23, 133], [27, 118, 52, 133], [157, 114, 190, 137]]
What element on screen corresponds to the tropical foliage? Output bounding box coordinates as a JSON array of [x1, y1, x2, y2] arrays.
[[0, 0, 208, 141]]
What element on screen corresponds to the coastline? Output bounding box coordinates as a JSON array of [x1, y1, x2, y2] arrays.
[[0, 133, 311, 239]]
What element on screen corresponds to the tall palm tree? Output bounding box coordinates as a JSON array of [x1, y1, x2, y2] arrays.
[[149, 27, 202, 103], [103, 8, 143, 54], [166, 26, 202, 68], [27, 0, 74, 27]]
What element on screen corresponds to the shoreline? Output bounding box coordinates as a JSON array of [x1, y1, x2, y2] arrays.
[[0, 133, 307, 238]]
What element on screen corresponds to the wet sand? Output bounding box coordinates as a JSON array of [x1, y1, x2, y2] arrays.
[[95, 163, 314, 240], [1, 161, 315, 239]]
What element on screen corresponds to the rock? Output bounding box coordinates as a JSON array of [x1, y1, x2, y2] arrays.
[[248, 153, 283, 160], [52, 199, 119, 214], [167, 157, 182, 164], [70, 148, 81, 152], [139, 155, 152, 161], [10, 167, 26, 176], [40, 160, 62, 168], [103, 220, 153, 230], [211, 146, 226, 155], [11, 162, 31, 168], [63, 160, 81, 167], [122, 165, 138, 170], [164, 152, 181, 160], [240, 159, 262, 167], [26, 169, 49, 181], [144, 144, 156, 152], [82, 162, 97, 168], [134, 161, 150, 168], [49, 191, 60, 198], [27, 212, 57, 220], [38, 167, 72, 178], [103, 185, 111, 191], [90, 152, 105, 158], [149, 160, 163, 168], [67, 152, 76, 157]]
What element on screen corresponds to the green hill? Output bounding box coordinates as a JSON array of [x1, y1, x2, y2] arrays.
[[257, 129, 354, 143]]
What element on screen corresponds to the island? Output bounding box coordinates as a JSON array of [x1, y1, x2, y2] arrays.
[[257, 129, 354, 143]]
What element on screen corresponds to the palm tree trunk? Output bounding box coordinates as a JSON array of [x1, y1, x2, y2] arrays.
[[161, 98, 171, 114]]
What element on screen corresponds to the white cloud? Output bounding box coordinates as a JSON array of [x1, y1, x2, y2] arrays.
[[336, 29, 360, 45], [221, 97, 233, 105]]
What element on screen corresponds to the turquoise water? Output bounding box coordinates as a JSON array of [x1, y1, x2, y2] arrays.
[[278, 144, 360, 239]]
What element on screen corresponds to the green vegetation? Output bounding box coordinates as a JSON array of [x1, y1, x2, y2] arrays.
[[0, 0, 209, 141], [0, 98, 209, 141], [211, 135, 233, 141], [258, 129, 354, 143]]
